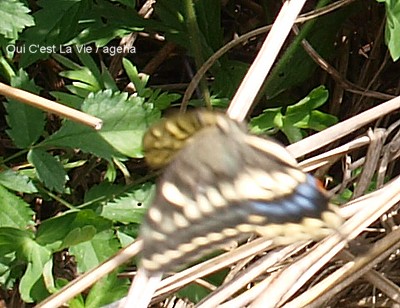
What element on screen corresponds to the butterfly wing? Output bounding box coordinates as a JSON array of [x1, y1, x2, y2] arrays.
[[140, 112, 341, 273]]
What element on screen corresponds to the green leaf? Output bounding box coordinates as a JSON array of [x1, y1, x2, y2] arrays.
[[149, 90, 181, 110], [178, 282, 210, 303], [281, 124, 304, 143], [36, 210, 112, 251], [122, 59, 180, 109], [116, 229, 136, 247], [281, 86, 336, 142], [85, 271, 129, 308], [27, 148, 67, 192], [377, 0, 400, 61], [195, 0, 222, 51], [100, 182, 155, 224], [42, 120, 122, 160], [71, 0, 145, 47], [19, 243, 52, 302], [104, 161, 117, 182], [59, 67, 101, 93], [285, 86, 329, 117], [122, 58, 149, 97], [0, 185, 34, 229], [153, 1, 186, 46], [5, 69, 45, 148], [249, 107, 283, 134], [0, 228, 52, 302], [212, 60, 249, 99], [19, 0, 89, 67], [0, 0, 35, 40], [0, 169, 37, 193], [44, 90, 160, 159], [84, 182, 125, 204], [57, 49, 119, 94], [49, 91, 84, 109], [284, 86, 329, 127], [69, 230, 120, 273], [66, 287, 85, 308], [249, 86, 336, 142], [0, 227, 32, 255], [304, 110, 338, 131], [263, 2, 355, 99]]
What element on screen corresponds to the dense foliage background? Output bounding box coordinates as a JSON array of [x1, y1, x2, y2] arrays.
[[0, 0, 399, 307]]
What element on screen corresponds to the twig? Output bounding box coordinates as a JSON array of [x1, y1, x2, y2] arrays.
[[34, 240, 143, 308], [0, 82, 102, 130], [226, 0, 308, 121], [287, 96, 400, 158]]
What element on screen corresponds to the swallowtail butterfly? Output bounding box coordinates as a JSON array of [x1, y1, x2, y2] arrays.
[[140, 110, 342, 273]]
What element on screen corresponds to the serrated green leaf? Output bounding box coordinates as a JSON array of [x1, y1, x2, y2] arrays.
[[43, 90, 160, 159], [92, 92, 155, 158], [5, 70, 45, 148], [27, 148, 67, 192], [42, 121, 121, 160], [0, 185, 34, 229], [69, 230, 120, 273], [0, 0, 35, 40], [101, 182, 155, 223], [36, 210, 111, 251], [0, 169, 37, 193]]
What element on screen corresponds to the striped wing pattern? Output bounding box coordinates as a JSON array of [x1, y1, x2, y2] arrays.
[[140, 111, 341, 273]]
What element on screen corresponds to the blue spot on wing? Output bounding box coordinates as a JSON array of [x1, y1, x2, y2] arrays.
[[245, 175, 328, 223]]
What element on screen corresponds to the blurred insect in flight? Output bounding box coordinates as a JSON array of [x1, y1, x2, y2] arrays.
[[121, 110, 342, 307]]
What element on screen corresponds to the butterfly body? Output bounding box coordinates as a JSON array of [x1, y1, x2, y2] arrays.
[[141, 111, 341, 273]]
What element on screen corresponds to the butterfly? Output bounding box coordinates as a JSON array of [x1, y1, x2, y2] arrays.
[[140, 110, 342, 273]]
